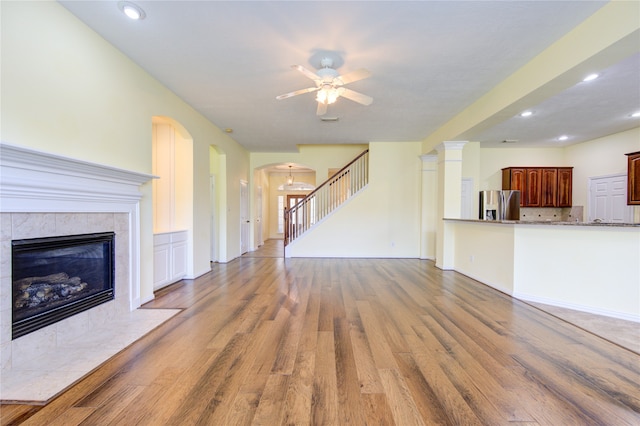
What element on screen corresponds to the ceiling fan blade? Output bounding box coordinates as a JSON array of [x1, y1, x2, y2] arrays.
[[276, 86, 319, 100], [336, 68, 371, 85], [338, 88, 373, 106], [316, 101, 328, 116], [292, 64, 321, 81]]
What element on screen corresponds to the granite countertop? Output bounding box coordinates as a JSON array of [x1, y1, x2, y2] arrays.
[[444, 218, 640, 227]]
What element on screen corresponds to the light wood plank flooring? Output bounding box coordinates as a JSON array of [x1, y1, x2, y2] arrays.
[[2, 241, 639, 425]]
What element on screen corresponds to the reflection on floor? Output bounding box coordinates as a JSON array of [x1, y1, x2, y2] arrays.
[[242, 238, 284, 258], [247, 239, 639, 355]]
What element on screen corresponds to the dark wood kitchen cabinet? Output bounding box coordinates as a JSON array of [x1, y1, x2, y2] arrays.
[[627, 151, 640, 205], [541, 168, 557, 207], [525, 168, 542, 207], [502, 168, 525, 193], [502, 167, 572, 207], [557, 167, 573, 207]]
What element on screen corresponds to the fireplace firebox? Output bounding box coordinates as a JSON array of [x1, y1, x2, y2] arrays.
[[12, 232, 115, 339]]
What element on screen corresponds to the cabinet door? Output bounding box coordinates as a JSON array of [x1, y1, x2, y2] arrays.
[[557, 168, 573, 207], [627, 152, 640, 205], [171, 242, 188, 280], [541, 168, 558, 207], [153, 244, 171, 288], [503, 168, 526, 206], [525, 168, 542, 207]]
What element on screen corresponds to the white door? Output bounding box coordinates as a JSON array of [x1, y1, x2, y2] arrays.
[[256, 186, 263, 247], [461, 178, 474, 219], [240, 180, 249, 254], [589, 174, 632, 223], [210, 175, 217, 262]]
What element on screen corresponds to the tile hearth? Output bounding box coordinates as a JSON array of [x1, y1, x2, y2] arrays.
[[0, 307, 179, 403]]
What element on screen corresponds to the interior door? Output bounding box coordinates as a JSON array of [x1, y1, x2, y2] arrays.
[[589, 174, 632, 223], [210, 175, 217, 262], [256, 186, 263, 247], [240, 180, 249, 254]]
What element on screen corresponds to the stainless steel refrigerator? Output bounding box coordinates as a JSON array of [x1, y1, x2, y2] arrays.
[[479, 190, 520, 220]]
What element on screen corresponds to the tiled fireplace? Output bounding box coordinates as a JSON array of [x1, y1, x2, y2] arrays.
[[0, 143, 176, 402], [1, 212, 130, 370]]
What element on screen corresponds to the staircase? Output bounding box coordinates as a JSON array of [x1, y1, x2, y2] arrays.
[[284, 149, 369, 246]]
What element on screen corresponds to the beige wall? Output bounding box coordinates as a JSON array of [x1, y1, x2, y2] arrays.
[[287, 141, 422, 258], [448, 220, 640, 320], [469, 128, 640, 220], [2, 2, 249, 302], [266, 171, 316, 240], [251, 144, 368, 246], [478, 147, 566, 190], [565, 127, 640, 209]]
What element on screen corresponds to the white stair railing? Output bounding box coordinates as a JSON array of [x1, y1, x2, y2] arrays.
[[284, 150, 369, 246]]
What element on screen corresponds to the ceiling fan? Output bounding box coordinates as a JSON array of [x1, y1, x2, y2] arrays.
[[276, 57, 373, 116]]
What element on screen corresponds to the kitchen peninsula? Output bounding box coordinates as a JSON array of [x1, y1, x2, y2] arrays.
[[442, 218, 640, 322]]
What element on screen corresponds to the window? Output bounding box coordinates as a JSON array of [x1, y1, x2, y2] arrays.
[[277, 195, 284, 233]]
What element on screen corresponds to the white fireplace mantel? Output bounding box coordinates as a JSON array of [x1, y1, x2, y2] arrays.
[[0, 142, 156, 212], [0, 142, 155, 310]]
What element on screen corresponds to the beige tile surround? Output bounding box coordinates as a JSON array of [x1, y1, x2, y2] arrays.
[[0, 213, 179, 403]]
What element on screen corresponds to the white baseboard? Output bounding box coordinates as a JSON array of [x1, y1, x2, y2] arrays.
[[185, 266, 211, 280], [513, 292, 640, 323]]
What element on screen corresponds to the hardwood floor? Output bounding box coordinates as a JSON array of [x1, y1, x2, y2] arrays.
[[2, 241, 639, 425]]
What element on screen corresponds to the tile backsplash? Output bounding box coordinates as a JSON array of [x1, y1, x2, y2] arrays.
[[520, 206, 584, 222]]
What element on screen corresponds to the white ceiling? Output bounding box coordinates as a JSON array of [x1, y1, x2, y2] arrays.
[[58, 1, 640, 152]]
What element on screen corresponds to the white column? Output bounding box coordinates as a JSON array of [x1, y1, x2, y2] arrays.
[[420, 154, 438, 260], [435, 141, 467, 269]]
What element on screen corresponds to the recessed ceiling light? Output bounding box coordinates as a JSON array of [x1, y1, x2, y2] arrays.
[[118, 1, 146, 20], [582, 73, 599, 82], [520, 111, 533, 117], [631, 111, 640, 118], [558, 135, 569, 141]]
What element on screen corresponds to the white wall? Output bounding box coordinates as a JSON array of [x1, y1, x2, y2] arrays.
[[2, 2, 248, 301], [287, 142, 422, 258]]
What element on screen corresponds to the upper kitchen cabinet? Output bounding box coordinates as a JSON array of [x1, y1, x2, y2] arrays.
[[627, 151, 640, 205], [502, 167, 572, 207], [540, 168, 557, 207], [557, 167, 573, 207]]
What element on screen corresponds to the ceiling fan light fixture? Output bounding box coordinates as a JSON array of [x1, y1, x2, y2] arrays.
[[316, 87, 339, 105]]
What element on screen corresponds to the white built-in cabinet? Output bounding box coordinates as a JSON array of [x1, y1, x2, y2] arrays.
[[153, 231, 188, 289], [152, 119, 192, 289]]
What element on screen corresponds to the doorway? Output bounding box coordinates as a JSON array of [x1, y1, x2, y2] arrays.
[[461, 178, 474, 219], [588, 174, 633, 223], [210, 175, 217, 262], [240, 180, 249, 254]]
